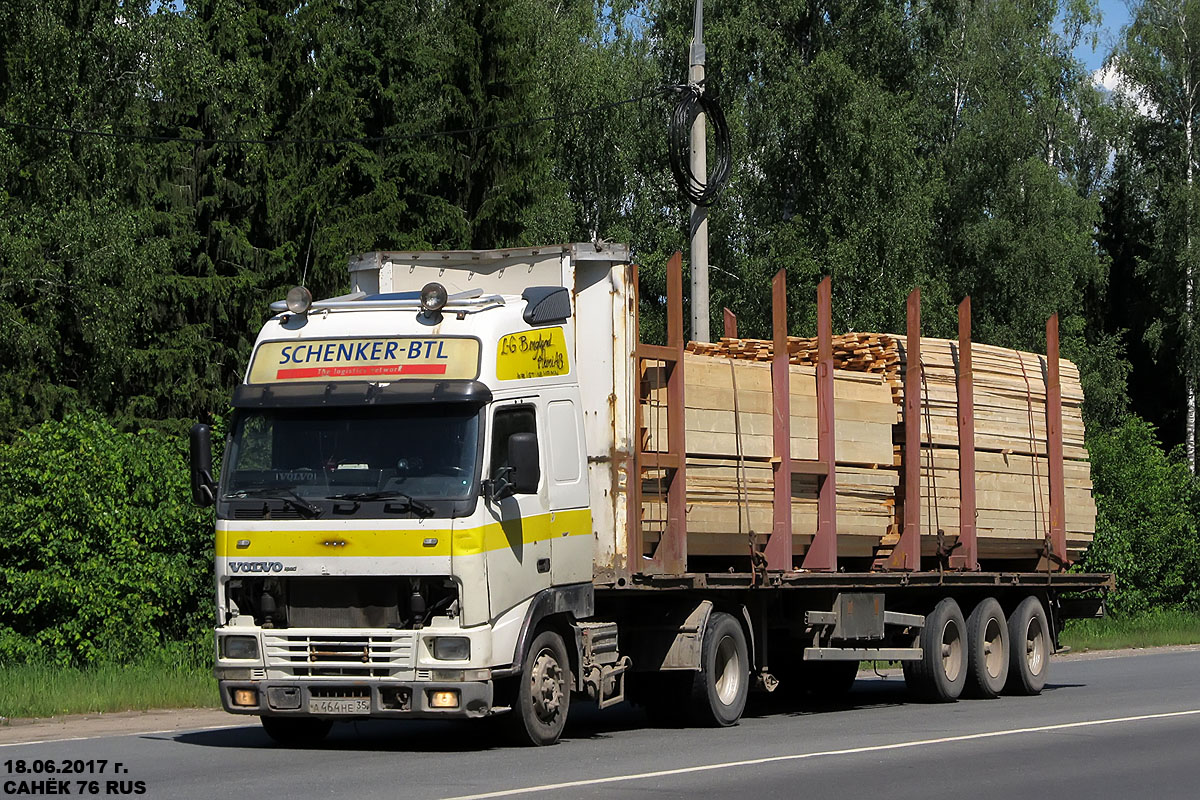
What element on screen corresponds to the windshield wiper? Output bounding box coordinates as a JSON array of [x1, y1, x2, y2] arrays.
[[325, 491, 434, 516], [228, 487, 322, 518]]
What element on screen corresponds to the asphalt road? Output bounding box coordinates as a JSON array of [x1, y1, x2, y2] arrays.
[[3, 649, 1199, 800]]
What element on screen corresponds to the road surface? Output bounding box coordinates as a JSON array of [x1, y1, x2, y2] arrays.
[[2, 648, 1198, 799]]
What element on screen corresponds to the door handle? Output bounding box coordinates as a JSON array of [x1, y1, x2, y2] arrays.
[[536, 558, 551, 574]]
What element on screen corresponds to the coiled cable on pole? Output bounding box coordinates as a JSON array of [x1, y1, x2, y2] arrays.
[[668, 82, 731, 207]]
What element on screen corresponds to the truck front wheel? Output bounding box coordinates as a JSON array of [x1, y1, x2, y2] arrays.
[[690, 612, 749, 727], [507, 629, 571, 746]]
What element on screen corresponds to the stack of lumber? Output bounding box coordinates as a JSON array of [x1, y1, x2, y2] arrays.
[[638, 354, 900, 560], [635, 334, 1095, 568], [688, 333, 900, 383], [889, 338, 1095, 563]]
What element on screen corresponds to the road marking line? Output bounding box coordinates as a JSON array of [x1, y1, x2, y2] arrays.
[[442, 708, 1200, 800], [0, 722, 249, 748]]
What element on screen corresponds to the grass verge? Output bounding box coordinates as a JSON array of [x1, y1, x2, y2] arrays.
[[1060, 608, 1200, 653], [0, 660, 219, 721]]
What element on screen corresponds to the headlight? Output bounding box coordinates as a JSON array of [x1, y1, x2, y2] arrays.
[[222, 635, 259, 660], [431, 636, 470, 661]]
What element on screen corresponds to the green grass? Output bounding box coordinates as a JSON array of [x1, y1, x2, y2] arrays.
[[0, 660, 219, 721], [1060, 609, 1200, 653]]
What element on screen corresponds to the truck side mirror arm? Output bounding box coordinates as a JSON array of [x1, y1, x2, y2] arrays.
[[485, 466, 516, 502]]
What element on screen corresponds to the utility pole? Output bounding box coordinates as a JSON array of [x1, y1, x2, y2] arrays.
[[689, 0, 710, 343]]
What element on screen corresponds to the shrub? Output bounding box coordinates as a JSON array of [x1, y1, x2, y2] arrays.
[[0, 413, 214, 666], [1083, 415, 1200, 613]]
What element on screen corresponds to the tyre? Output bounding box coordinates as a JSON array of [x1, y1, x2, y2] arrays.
[[1006, 595, 1050, 695], [902, 597, 967, 702], [689, 612, 749, 727], [965, 597, 1009, 698], [506, 629, 571, 746], [259, 715, 332, 746]]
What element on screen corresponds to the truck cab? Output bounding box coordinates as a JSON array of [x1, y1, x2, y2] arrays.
[[192, 244, 635, 745]]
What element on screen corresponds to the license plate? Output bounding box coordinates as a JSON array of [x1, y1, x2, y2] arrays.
[[308, 697, 370, 714]]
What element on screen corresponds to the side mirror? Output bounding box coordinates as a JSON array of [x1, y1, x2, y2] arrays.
[[190, 423, 216, 507], [507, 432, 540, 495]]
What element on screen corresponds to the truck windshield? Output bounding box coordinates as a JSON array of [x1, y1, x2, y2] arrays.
[[219, 404, 481, 518]]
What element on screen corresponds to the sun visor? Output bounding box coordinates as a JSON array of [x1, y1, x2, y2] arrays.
[[232, 380, 492, 408]]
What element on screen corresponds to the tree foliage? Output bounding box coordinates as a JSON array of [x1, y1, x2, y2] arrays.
[[1, 0, 1199, 660], [1084, 416, 1200, 612], [0, 414, 215, 665]]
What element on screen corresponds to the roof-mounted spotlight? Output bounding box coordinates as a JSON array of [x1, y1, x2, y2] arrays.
[[285, 286, 313, 314], [420, 282, 449, 315]]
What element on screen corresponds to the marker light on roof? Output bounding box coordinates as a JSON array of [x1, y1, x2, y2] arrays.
[[285, 286, 313, 314], [420, 282, 449, 314]]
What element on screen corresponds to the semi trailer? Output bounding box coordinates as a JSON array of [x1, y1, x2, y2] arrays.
[[189, 242, 1111, 746]]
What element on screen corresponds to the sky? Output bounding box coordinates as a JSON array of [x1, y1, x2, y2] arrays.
[[1077, 0, 1133, 73]]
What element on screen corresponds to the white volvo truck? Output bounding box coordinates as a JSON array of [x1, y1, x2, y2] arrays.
[[189, 243, 1110, 746]]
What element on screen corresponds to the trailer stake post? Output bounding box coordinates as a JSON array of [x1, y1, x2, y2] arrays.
[[883, 288, 922, 571], [765, 269, 794, 571], [1040, 312, 1069, 571], [627, 253, 688, 576], [802, 276, 837, 572], [950, 297, 978, 571], [723, 307, 737, 339]]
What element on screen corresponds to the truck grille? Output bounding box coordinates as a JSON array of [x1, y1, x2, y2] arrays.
[[284, 577, 402, 628], [263, 632, 416, 677]]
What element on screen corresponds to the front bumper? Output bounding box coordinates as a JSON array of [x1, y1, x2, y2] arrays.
[[219, 679, 493, 720]]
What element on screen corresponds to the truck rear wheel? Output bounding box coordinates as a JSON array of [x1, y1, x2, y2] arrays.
[[965, 597, 1009, 698], [690, 612, 749, 727], [1006, 596, 1050, 695], [507, 629, 571, 746], [903, 597, 967, 702], [259, 715, 332, 746]]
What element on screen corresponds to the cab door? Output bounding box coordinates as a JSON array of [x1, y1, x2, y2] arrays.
[[482, 401, 552, 618]]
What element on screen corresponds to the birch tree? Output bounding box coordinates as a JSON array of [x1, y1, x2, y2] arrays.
[[1114, 0, 1200, 470]]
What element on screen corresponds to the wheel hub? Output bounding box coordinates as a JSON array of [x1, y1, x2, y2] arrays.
[[530, 649, 564, 722]]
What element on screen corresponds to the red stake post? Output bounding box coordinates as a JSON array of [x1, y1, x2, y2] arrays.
[[1042, 313, 1068, 570], [950, 297, 978, 571], [884, 288, 922, 571], [625, 252, 687, 576], [765, 270, 794, 570], [801, 276, 837, 571]]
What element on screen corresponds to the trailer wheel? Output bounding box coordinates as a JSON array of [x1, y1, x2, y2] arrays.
[[965, 597, 1009, 698], [1006, 596, 1050, 695], [903, 597, 967, 702], [690, 612, 749, 727], [507, 629, 571, 746], [259, 716, 332, 746]]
